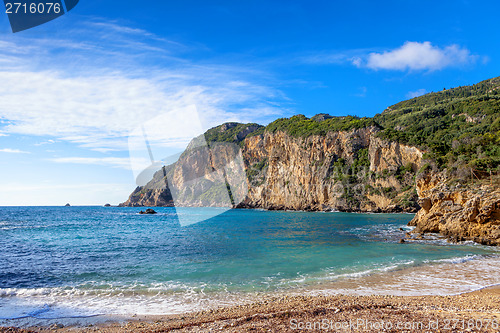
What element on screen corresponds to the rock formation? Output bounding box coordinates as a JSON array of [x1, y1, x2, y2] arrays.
[[409, 171, 500, 245], [139, 208, 157, 214], [120, 123, 422, 213]]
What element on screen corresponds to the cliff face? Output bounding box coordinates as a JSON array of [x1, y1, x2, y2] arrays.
[[120, 125, 423, 213], [409, 172, 500, 246], [237, 128, 421, 212]]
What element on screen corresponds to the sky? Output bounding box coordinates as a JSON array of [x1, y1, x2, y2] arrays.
[[0, 0, 499, 205]]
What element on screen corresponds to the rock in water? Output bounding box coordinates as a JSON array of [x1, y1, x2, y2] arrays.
[[139, 209, 157, 215], [65, 203, 71, 207], [104, 203, 111, 207]]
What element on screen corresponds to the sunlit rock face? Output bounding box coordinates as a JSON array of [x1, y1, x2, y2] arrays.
[[409, 171, 500, 246], [121, 123, 422, 213]]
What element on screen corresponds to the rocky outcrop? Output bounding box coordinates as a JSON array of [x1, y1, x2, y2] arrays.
[[139, 209, 157, 214], [120, 186, 174, 207], [121, 123, 423, 213], [368, 136, 422, 173], [409, 171, 500, 245], [238, 127, 421, 212]]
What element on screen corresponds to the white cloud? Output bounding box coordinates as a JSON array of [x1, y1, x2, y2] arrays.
[[0, 20, 286, 153], [49, 157, 147, 170], [0, 70, 283, 152], [365, 41, 477, 71], [351, 57, 362, 67], [406, 89, 428, 99], [299, 42, 481, 72], [0, 148, 30, 154], [34, 139, 56, 146]]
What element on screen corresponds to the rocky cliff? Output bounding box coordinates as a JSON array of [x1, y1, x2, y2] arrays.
[[121, 76, 500, 245], [237, 127, 421, 212], [120, 121, 422, 213], [408, 171, 500, 245]]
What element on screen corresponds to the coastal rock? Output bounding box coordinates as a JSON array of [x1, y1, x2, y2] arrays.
[[409, 171, 500, 246], [139, 208, 157, 214], [120, 186, 174, 207], [236, 128, 422, 212]]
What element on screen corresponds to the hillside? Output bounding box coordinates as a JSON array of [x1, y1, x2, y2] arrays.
[[120, 76, 500, 244], [375, 77, 500, 174]]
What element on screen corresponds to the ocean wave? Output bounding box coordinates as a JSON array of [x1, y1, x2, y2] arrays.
[[1, 255, 499, 318], [303, 254, 500, 297]]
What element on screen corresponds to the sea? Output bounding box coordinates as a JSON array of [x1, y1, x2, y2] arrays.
[[0, 206, 499, 322]]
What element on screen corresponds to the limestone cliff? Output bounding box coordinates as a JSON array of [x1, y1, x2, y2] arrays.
[[120, 122, 422, 213], [408, 171, 500, 246], [237, 127, 421, 212]]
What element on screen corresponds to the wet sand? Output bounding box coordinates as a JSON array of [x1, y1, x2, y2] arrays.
[[1, 285, 499, 332]]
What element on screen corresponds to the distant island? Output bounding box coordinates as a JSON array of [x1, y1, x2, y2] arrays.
[[121, 76, 500, 245]]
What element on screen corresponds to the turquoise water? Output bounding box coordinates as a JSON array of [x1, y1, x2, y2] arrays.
[[0, 207, 499, 319]]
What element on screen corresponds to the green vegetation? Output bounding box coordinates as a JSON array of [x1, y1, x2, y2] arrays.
[[202, 76, 499, 181], [265, 114, 379, 137], [375, 77, 500, 173], [395, 163, 414, 181], [351, 148, 370, 171], [246, 158, 268, 184], [204, 122, 264, 145], [198, 182, 231, 204]]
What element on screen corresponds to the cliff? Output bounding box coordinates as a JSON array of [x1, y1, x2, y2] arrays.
[[120, 122, 422, 213], [409, 171, 500, 246], [237, 127, 421, 212], [120, 76, 500, 245]]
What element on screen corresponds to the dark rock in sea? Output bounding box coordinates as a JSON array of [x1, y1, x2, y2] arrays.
[[104, 203, 111, 207], [399, 239, 406, 243], [139, 208, 157, 215], [65, 203, 71, 207], [399, 227, 404, 231]]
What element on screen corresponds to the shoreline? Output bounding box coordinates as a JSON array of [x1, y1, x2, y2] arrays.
[[2, 207, 499, 332], [2, 285, 499, 332], [1, 255, 500, 332]]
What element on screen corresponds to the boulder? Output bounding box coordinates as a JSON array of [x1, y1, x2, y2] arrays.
[[139, 208, 157, 215]]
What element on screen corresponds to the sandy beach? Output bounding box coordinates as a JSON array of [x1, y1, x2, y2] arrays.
[[1, 285, 499, 332]]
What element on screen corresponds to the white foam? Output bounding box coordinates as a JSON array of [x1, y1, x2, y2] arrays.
[[302, 255, 500, 297], [2, 255, 499, 325]]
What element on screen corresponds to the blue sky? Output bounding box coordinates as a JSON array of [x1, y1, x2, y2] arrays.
[[0, 0, 499, 205]]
